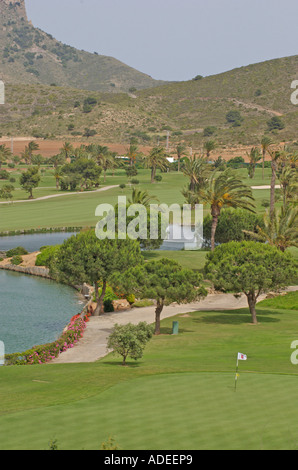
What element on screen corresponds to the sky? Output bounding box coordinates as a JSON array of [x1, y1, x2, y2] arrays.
[[26, 0, 298, 82]]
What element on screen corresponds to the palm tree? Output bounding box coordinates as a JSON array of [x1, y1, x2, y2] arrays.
[[97, 150, 115, 182], [175, 143, 187, 172], [247, 147, 261, 179], [144, 147, 169, 184], [278, 164, 298, 208], [21, 141, 39, 165], [0, 145, 12, 170], [182, 155, 211, 192], [204, 140, 217, 161], [128, 188, 159, 207], [53, 166, 63, 190], [49, 153, 66, 169], [60, 142, 74, 160], [268, 149, 281, 220], [126, 143, 140, 167], [243, 206, 298, 252], [261, 136, 273, 180], [197, 169, 256, 250]]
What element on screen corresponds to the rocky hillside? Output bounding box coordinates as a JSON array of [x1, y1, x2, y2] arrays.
[[0, 0, 166, 93]]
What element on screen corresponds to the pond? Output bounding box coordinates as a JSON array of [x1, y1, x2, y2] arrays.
[[0, 232, 77, 253], [0, 269, 84, 355]]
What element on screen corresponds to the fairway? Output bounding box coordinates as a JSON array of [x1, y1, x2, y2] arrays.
[[1, 372, 298, 450], [0, 168, 275, 232]]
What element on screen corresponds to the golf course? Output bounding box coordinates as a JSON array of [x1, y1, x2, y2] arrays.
[[0, 291, 298, 450]]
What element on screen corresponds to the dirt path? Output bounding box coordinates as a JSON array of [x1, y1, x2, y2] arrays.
[[51, 287, 298, 364]]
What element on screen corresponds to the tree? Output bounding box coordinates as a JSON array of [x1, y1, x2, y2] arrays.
[[0, 145, 12, 170], [197, 169, 256, 251], [60, 142, 74, 160], [126, 143, 140, 167], [128, 188, 159, 207], [277, 159, 298, 208], [243, 206, 298, 252], [144, 147, 169, 184], [261, 136, 273, 180], [111, 259, 207, 335], [0, 184, 14, 202], [107, 322, 153, 366], [27, 141, 40, 165], [49, 153, 66, 170], [226, 110, 243, 125], [268, 149, 281, 220], [53, 166, 63, 190], [53, 231, 143, 316], [204, 241, 297, 324], [267, 116, 285, 132], [247, 147, 261, 179], [174, 143, 187, 172], [204, 140, 217, 160], [182, 155, 210, 192], [19, 166, 40, 199]]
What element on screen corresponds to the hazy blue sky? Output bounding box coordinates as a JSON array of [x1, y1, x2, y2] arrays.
[[26, 0, 298, 81]]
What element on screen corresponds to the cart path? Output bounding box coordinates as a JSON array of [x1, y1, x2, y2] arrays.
[[0, 185, 119, 204], [51, 287, 298, 364]]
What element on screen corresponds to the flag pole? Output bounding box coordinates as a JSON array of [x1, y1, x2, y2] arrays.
[[234, 354, 239, 392]]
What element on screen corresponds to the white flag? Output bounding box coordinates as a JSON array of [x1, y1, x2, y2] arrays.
[[238, 353, 247, 361]]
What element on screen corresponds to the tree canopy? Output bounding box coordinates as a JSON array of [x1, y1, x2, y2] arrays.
[[53, 231, 143, 316], [111, 258, 207, 335], [204, 241, 298, 324]]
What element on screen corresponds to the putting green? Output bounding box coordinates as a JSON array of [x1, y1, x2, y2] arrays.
[[1, 372, 298, 450]]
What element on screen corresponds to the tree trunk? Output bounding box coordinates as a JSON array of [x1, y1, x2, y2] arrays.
[[151, 166, 156, 184], [178, 156, 181, 173], [211, 207, 220, 251], [155, 300, 164, 335], [246, 292, 258, 324], [270, 161, 277, 221], [93, 279, 107, 316], [262, 149, 265, 180]]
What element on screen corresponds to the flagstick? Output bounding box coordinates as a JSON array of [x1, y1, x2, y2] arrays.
[[234, 355, 239, 392]]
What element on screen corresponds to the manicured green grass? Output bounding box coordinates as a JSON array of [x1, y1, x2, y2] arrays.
[[0, 168, 274, 232], [258, 291, 298, 311], [1, 301, 298, 450], [143, 250, 207, 271]]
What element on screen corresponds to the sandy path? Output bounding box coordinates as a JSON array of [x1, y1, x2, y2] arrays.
[[51, 287, 298, 364]]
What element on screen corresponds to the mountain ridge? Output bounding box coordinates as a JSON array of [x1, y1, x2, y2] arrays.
[[0, 0, 167, 92]]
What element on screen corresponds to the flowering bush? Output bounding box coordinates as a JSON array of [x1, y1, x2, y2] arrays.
[[5, 316, 86, 366]]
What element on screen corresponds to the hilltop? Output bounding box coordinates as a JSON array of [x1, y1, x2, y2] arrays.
[[0, 0, 166, 93]]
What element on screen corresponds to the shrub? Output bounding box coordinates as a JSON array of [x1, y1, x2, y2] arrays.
[[10, 255, 23, 265], [203, 209, 264, 246], [5, 317, 86, 365], [6, 246, 28, 257], [0, 170, 10, 180], [126, 294, 136, 305], [35, 245, 60, 267]]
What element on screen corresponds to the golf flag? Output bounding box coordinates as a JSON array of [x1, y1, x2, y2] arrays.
[[238, 353, 247, 361]]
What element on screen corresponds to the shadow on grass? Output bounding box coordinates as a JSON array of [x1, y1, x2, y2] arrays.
[[193, 308, 281, 325], [101, 360, 145, 368], [159, 326, 195, 335]]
